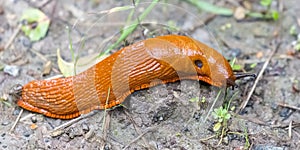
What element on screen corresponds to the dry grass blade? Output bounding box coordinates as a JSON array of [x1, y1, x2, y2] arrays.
[[277, 102, 300, 111], [239, 41, 281, 111], [4, 24, 21, 50], [10, 109, 23, 133]]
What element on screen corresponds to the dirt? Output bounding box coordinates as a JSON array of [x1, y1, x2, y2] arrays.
[[0, 0, 300, 149]]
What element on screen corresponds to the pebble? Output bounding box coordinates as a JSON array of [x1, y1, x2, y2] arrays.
[[81, 122, 89, 133], [21, 37, 32, 48], [43, 137, 52, 149], [12, 108, 20, 116], [23, 130, 32, 137], [60, 133, 71, 142], [104, 143, 111, 150], [31, 116, 37, 123], [230, 48, 242, 57], [253, 144, 286, 150], [1, 121, 10, 126], [66, 127, 81, 139], [279, 108, 292, 118], [3, 65, 20, 77]]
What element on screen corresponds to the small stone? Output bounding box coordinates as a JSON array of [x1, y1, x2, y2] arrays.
[[279, 108, 292, 118], [104, 143, 111, 150], [230, 48, 242, 57], [234, 7, 246, 20], [223, 136, 229, 144], [21, 37, 32, 48], [159, 89, 168, 98], [66, 127, 81, 139], [81, 122, 89, 133], [23, 130, 32, 137], [227, 133, 238, 141], [43, 137, 51, 148], [242, 0, 252, 10], [1, 121, 10, 126], [12, 108, 21, 116], [60, 133, 71, 142], [50, 129, 64, 137], [31, 116, 37, 123], [253, 144, 285, 150], [3, 65, 20, 77], [43, 138, 49, 143]]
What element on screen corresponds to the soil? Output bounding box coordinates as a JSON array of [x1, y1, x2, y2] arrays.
[[0, 0, 299, 149]]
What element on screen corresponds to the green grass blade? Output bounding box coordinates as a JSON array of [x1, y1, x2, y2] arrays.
[[186, 0, 233, 16], [100, 0, 159, 56]]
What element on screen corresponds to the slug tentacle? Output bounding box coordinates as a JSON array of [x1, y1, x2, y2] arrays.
[[17, 35, 238, 119]]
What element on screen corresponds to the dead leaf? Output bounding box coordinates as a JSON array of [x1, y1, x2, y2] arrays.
[[57, 49, 109, 77], [42, 60, 52, 76], [30, 123, 38, 130]]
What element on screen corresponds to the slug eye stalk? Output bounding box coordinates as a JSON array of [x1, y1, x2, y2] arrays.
[[234, 73, 257, 80]]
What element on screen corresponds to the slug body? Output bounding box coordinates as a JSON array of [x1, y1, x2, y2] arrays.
[[17, 35, 236, 119]]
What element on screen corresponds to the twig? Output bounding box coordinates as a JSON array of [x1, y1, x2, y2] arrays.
[[199, 135, 216, 141], [51, 111, 97, 132], [10, 109, 23, 133], [271, 122, 300, 129], [20, 113, 36, 122], [123, 110, 151, 149], [288, 121, 292, 139], [277, 102, 300, 111], [30, 48, 48, 62], [100, 87, 111, 149], [122, 125, 158, 150], [100, 112, 111, 150], [217, 126, 226, 145], [4, 24, 21, 50], [37, 0, 53, 9], [237, 114, 267, 126], [239, 41, 281, 111]]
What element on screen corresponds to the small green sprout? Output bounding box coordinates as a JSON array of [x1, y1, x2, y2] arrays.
[[260, 0, 272, 7], [212, 106, 231, 132], [189, 97, 199, 103], [189, 96, 206, 103], [201, 96, 206, 103], [259, 0, 279, 21], [271, 11, 279, 21], [289, 25, 297, 36], [250, 63, 257, 69], [232, 64, 242, 71], [175, 132, 181, 137], [295, 43, 300, 51]]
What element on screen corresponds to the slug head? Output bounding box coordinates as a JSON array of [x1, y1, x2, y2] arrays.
[[152, 35, 236, 87]]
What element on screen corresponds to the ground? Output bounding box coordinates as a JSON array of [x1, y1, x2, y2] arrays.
[[0, 0, 300, 149]]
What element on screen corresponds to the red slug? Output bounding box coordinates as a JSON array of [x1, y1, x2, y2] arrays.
[[17, 35, 240, 119]]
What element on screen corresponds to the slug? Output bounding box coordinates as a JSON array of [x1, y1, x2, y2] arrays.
[[17, 35, 250, 119]]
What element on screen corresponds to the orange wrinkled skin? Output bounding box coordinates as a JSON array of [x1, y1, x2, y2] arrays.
[[17, 35, 236, 119]]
